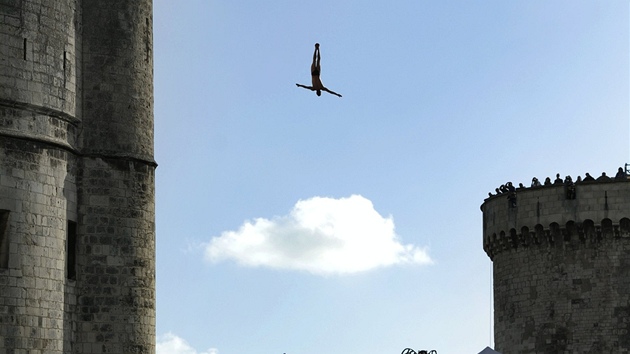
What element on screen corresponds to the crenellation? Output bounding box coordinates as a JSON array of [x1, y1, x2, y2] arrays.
[[484, 175, 630, 353]]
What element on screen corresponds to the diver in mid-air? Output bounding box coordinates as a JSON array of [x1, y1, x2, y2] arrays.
[[296, 43, 342, 98]]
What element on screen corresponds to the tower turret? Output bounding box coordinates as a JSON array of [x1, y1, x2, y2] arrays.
[[0, 0, 155, 352], [482, 174, 630, 353], [1, 0, 80, 352], [76, 1, 155, 352]]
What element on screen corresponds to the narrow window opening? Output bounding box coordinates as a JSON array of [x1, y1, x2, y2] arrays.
[[66, 220, 77, 280], [0, 210, 10, 269], [63, 51, 67, 87], [145, 18, 151, 63], [23, 38, 27, 60]]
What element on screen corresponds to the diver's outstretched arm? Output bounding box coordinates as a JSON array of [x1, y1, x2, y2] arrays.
[[296, 83, 315, 91], [322, 87, 342, 97]]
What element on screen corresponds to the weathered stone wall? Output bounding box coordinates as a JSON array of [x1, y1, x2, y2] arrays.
[[1, 0, 80, 352], [0, 137, 77, 353], [0, 0, 78, 118], [75, 157, 155, 353], [0, 0, 156, 352], [81, 0, 154, 162], [482, 180, 630, 354], [74, 1, 156, 352]]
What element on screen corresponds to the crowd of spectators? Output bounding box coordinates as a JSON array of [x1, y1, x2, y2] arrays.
[[488, 167, 628, 199]]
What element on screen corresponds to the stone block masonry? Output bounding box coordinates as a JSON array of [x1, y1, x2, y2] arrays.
[[0, 137, 75, 353], [75, 157, 155, 353], [0, 0, 156, 353], [482, 178, 630, 354]]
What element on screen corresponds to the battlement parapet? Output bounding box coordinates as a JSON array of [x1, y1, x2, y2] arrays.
[[482, 179, 630, 259]]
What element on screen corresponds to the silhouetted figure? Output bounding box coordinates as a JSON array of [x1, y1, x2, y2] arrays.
[[576, 176, 582, 183], [583, 173, 595, 182], [544, 177, 552, 186], [518, 183, 525, 189], [596, 172, 611, 182], [296, 43, 342, 97], [564, 175, 575, 199], [531, 177, 541, 187], [615, 167, 626, 180], [554, 173, 563, 185], [506, 182, 517, 207]]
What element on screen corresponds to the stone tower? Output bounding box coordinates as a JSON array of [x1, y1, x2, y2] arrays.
[[482, 173, 630, 353], [0, 0, 155, 353]]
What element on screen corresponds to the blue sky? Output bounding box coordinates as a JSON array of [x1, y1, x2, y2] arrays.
[[153, 2, 629, 353]]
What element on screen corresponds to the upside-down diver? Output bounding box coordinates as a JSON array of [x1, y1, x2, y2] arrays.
[[296, 43, 342, 98]]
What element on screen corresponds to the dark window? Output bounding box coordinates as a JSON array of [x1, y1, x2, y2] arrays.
[[23, 38, 27, 60], [0, 210, 10, 269], [66, 221, 77, 280]]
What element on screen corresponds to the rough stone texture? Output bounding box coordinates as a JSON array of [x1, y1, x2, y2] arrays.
[[482, 179, 630, 354], [0, 0, 77, 117], [0, 0, 155, 352], [0, 137, 76, 353], [75, 157, 155, 354], [81, 0, 154, 162]]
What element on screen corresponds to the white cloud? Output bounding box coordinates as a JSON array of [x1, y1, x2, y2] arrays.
[[203, 195, 432, 275], [156, 332, 218, 354]]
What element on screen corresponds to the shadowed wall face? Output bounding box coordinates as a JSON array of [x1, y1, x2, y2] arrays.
[[483, 181, 630, 354], [75, 157, 155, 353], [81, 0, 154, 162], [76, 1, 156, 353]]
